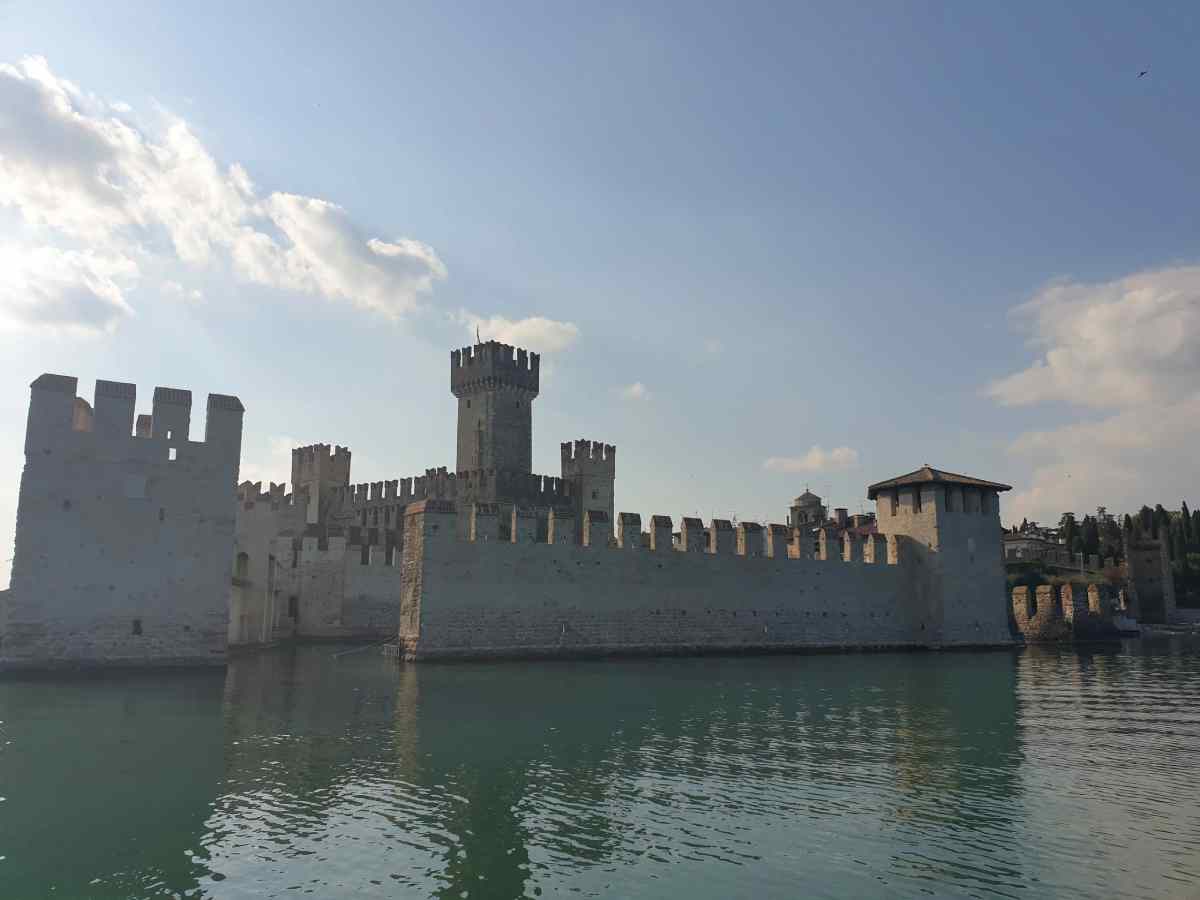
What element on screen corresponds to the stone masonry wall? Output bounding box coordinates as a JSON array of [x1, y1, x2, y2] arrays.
[[2, 376, 242, 669], [398, 502, 1013, 661]]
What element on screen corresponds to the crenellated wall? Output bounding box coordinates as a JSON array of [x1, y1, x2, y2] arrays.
[[3, 375, 243, 668], [397, 500, 1013, 661], [1010, 582, 1124, 642]]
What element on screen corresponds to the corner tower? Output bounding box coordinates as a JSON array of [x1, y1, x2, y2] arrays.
[[451, 341, 539, 474], [868, 465, 1012, 644]]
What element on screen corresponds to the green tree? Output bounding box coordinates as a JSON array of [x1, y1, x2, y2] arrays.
[[1124, 513, 1135, 534], [1154, 504, 1171, 539], [1139, 505, 1154, 535], [1183, 501, 1193, 546], [1081, 516, 1100, 556], [1172, 525, 1187, 564], [1060, 512, 1079, 549]]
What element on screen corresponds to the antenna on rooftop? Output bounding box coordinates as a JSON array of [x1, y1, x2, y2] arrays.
[[476, 325, 481, 344]]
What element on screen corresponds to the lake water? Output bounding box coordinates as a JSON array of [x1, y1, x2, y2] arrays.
[[2, 640, 1198, 899]]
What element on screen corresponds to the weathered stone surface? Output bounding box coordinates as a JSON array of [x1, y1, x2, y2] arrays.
[[2, 377, 243, 668]]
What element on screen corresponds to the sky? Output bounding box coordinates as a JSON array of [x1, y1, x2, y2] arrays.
[[2, 2, 1199, 586]]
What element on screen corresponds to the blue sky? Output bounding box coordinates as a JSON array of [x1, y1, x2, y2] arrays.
[[2, 2, 1199, 584]]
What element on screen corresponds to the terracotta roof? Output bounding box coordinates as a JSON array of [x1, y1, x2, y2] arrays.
[[866, 466, 1012, 500]]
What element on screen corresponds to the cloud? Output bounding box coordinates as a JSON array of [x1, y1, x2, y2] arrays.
[[162, 280, 203, 303], [454, 311, 580, 353], [622, 381, 649, 400], [991, 265, 1200, 522], [0, 56, 446, 331], [988, 266, 1200, 409], [0, 245, 137, 334], [763, 446, 859, 473], [703, 338, 724, 355]]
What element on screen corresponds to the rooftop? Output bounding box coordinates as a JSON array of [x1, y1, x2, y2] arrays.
[[866, 465, 1013, 500]]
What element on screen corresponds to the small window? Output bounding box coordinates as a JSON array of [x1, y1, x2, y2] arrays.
[[913, 488, 922, 514], [166, 430, 173, 440], [515, 400, 520, 408], [466, 400, 471, 408], [158, 507, 165, 522], [591, 490, 598, 500], [132, 618, 143, 636], [168, 447, 177, 462], [288, 596, 299, 620], [890, 491, 899, 516]]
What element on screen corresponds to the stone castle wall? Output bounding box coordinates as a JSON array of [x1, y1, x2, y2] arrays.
[[398, 491, 1014, 661], [1, 375, 243, 668], [230, 481, 306, 646], [270, 533, 401, 641], [1011, 583, 1123, 642]]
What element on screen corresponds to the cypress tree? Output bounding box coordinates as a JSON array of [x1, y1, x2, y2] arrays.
[[1082, 516, 1100, 555], [1154, 504, 1171, 540], [1182, 501, 1192, 545]]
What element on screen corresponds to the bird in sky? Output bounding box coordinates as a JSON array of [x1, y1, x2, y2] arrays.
[[1138, 70, 1148, 78]]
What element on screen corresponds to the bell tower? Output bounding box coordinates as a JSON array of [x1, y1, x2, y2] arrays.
[[450, 341, 539, 474]]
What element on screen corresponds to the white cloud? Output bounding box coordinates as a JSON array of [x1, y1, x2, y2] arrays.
[[161, 280, 203, 303], [454, 311, 580, 353], [703, 338, 724, 355], [0, 56, 446, 331], [991, 265, 1200, 522], [763, 446, 859, 473], [988, 266, 1200, 409], [0, 245, 137, 334], [622, 381, 649, 400]]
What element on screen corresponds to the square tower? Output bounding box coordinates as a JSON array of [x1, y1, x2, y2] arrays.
[[561, 439, 616, 542], [291, 443, 352, 525], [868, 465, 1012, 644], [451, 341, 539, 474]]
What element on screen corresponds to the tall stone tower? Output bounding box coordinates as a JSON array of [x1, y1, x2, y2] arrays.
[[451, 341, 539, 474], [561, 439, 616, 541], [867, 465, 1012, 644], [291, 444, 351, 524]]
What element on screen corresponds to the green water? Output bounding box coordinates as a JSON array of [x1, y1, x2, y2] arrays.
[[1, 641, 1198, 899]]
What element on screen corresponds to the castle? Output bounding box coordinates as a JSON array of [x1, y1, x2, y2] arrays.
[[2, 340, 1020, 668]]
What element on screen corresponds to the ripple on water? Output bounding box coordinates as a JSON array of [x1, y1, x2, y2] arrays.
[[1, 643, 1199, 898]]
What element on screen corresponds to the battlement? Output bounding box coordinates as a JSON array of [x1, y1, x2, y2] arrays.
[[1011, 583, 1124, 642], [291, 443, 351, 475], [450, 341, 540, 397], [25, 374, 243, 460], [399, 501, 909, 564], [238, 480, 298, 508], [560, 439, 616, 470]]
